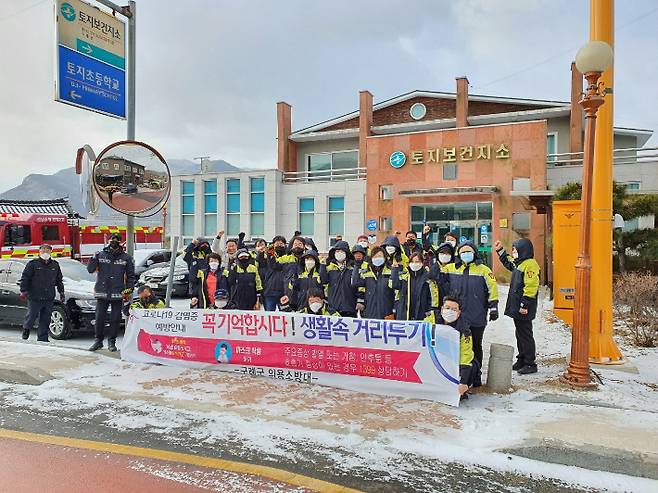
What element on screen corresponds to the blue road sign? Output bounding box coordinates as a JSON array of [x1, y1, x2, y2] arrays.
[[367, 219, 377, 231], [389, 151, 406, 168], [57, 45, 126, 118], [459, 236, 467, 243], [480, 224, 488, 233]]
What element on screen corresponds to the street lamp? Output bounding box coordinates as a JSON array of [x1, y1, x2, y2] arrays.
[[561, 40, 614, 387]]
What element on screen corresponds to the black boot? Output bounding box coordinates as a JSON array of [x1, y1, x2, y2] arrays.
[[107, 339, 117, 352], [88, 339, 103, 351], [22, 328, 30, 340], [512, 360, 524, 371], [518, 364, 538, 375]]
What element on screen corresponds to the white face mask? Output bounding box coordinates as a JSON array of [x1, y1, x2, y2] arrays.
[[305, 260, 316, 271], [447, 240, 457, 247], [39, 252, 51, 261], [215, 299, 227, 309], [209, 261, 220, 271], [358, 241, 368, 248], [409, 262, 423, 272], [442, 309, 459, 323], [512, 250, 519, 259], [371, 256, 385, 267], [385, 246, 396, 255], [309, 301, 323, 313], [334, 251, 347, 262], [438, 253, 452, 264]]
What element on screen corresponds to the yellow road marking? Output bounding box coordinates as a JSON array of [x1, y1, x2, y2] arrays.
[[0, 428, 363, 493]]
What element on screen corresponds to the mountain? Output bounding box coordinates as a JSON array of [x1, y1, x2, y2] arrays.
[[0, 159, 240, 221]]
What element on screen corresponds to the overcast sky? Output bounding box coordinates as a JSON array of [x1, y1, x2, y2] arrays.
[[1, 0, 657, 192]]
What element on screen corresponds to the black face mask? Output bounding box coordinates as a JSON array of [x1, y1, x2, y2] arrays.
[[110, 240, 121, 250], [292, 247, 303, 256], [407, 239, 417, 246], [275, 246, 286, 256], [238, 257, 250, 267]]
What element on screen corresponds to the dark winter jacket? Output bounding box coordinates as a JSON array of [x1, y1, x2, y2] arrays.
[[496, 238, 540, 321], [184, 238, 212, 293], [391, 265, 437, 321], [320, 241, 357, 315], [352, 262, 396, 320], [380, 235, 408, 267], [428, 242, 455, 306], [19, 258, 64, 301], [402, 237, 422, 261], [226, 253, 263, 310], [87, 246, 135, 300], [443, 241, 498, 327], [351, 244, 369, 268]]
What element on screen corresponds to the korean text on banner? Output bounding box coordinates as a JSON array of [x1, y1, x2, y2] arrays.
[[121, 309, 461, 407]]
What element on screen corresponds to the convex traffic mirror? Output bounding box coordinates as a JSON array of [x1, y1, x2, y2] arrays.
[[93, 140, 170, 217]]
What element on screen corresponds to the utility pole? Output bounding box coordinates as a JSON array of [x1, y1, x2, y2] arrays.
[[96, 0, 136, 257], [194, 156, 211, 174]]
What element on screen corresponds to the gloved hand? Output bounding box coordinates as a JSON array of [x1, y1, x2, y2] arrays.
[[489, 308, 499, 321], [238, 232, 246, 240], [122, 288, 133, 302], [59, 292, 65, 303]]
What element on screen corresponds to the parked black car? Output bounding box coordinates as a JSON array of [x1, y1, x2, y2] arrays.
[[0, 258, 106, 340], [133, 249, 172, 277], [137, 253, 188, 297]]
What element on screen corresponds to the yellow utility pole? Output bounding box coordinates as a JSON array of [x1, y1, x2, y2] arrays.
[[589, 0, 623, 363]]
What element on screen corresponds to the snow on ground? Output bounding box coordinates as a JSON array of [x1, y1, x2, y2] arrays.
[[1, 286, 657, 492]]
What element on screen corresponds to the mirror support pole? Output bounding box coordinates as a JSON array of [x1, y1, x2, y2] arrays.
[[125, 0, 136, 257], [165, 236, 179, 308]]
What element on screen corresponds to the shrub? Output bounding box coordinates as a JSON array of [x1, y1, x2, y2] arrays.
[[613, 272, 658, 347]]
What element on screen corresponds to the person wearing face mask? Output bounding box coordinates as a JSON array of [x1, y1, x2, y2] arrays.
[[391, 252, 437, 321], [380, 235, 408, 268], [351, 247, 396, 320], [494, 238, 540, 375], [282, 250, 324, 311], [272, 235, 306, 308], [355, 234, 371, 258], [260, 235, 287, 311], [428, 242, 455, 306], [18, 244, 65, 342], [127, 285, 165, 314], [444, 231, 459, 249], [282, 288, 336, 316], [443, 241, 498, 384], [87, 233, 135, 352], [402, 230, 422, 260], [226, 249, 263, 310], [426, 296, 481, 400], [184, 236, 214, 295], [191, 253, 228, 309], [320, 241, 358, 317], [211, 230, 243, 270]]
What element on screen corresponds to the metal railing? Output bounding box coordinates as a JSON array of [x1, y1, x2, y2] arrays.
[[283, 167, 367, 183], [547, 146, 658, 167]]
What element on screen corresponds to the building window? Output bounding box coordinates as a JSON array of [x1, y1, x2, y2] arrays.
[[41, 225, 59, 241], [181, 181, 195, 240], [380, 216, 392, 232], [547, 132, 558, 163], [513, 177, 531, 192], [380, 185, 393, 200], [443, 163, 457, 180], [250, 177, 265, 237], [307, 150, 358, 181], [625, 182, 641, 191], [203, 180, 217, 237], [512, 212, 531, 231], [328, 196, 344, 239], [299, 198, 314, 236], [113, 163, 119, 170], [226, 178, 240, 236], [124, 164, 130, 172]]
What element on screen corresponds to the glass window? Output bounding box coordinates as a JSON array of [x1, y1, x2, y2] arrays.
[[182, 196, 194, 214], [380, 216, 392, 231], [227, 194, 240, 213], [443, 163, 457, 180], [251, 214, 264, 236], [41, 225, 59, 241], [204, 179, 217, 194], [204, 195, 217, 214], [453, 202, 476, 221], [182, 215, 194, 236], [307, 151, 359, 181], [411, 206, 424, 222], [332, 151, 358, 170], [204, 214, 217, 236], [299, 198, 315, 236], [512, 212, 531, 231], [380, 185, 393, 200], [426, 204, 453, 222], [477, 202, 493, 220], [625, 182, 641, 191], [182, 181, 195, 195], [227, 214, 240, 236], [328, 196, 345, 237], [328, 196, 344, 211], [5, 224, 31, 245], [226, 178, 240, 193], [308, 154, 331, 173], [250, 177, 265, 193], [250, 177, 265, 213]]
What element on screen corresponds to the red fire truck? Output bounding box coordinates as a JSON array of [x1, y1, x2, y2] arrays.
[[0, 198, 163, 261]]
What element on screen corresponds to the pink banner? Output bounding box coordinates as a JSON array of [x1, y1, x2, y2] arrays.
[[137, 329, 421, 383]]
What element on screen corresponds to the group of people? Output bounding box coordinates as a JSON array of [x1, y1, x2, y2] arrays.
[[18, 227, 540, 399]]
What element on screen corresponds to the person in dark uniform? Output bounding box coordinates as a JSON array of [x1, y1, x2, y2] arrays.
[[226, 248, 262, 310], [320, 240, 358, 317]]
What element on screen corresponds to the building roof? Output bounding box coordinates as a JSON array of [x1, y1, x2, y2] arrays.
[[291, 89, 570, 137], [0, 198, 74, 216]]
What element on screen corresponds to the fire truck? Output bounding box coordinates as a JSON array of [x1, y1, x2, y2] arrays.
[[0, 198, 163, 261]]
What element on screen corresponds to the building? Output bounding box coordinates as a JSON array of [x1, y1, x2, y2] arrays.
[[97, 157, 145, 186], [169, 65, 655, 277]]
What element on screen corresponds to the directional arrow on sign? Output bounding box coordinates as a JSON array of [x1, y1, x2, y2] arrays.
[[70, 90, 82, 101], [80, 43, 93, 54]]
